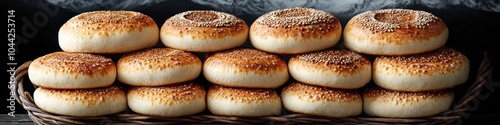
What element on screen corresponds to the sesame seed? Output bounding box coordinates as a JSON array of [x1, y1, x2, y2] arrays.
[[283, 82, 361, 102], [355, 9, 438, 33], [297, 49, 361, 64], [32, 52, 115, 76], [44, 86, 125, 105], [377, 47, 467, 75], [363, 86, 453, 104], [294, 49, 370, 72], [118, 48, 201, 70], [209, 85, 279, 103], [255, 7, 338, 28], [166, 10, 244, 27], [129, 82, 205, 104], [205, 48, 287, 74], [64, 10, 156, 35]]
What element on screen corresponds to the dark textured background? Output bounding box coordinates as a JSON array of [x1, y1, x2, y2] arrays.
[[3, 0, 499, 124]]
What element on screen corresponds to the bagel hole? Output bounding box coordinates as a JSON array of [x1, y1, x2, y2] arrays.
[[374, 12, 415, 25], [276, 9, 311, 17], [184, 12, 219, 22]]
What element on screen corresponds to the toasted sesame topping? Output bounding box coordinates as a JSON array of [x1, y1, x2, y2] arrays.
[[293, 49, 370, 72], [63, 10, 156, 36], [205, 48, 287, 74], [209, 85, 279, 103], [166, 10, 245, 27], [376, 47, 468, 75], [355, 9, 438, 33], [40, 85, 125, 105], [255, 7, 338, 28], [364, 86, 453, 104], [32, 52, 115, 76], [118, 48, 201, 70], [128, 82, 205, 105], [283, 82, 361, 102]]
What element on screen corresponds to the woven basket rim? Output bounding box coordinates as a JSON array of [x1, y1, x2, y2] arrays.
[[14, 52, 493, 125]]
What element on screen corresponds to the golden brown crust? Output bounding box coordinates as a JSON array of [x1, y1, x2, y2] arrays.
[[30, 52, 115, 76], [161, 10, 248, 39], [363, 86, 453, 104], [118, 48, 201, 70], [282, 82, 361, 102], [345, 9, 447, 45], [36, 85, 125, 106], [204, 48, 287, 74], [208, 85, 280, 103], [290, 49, 370, 74], [61, 10, 157, 37], [128, 82, 205, 105], [374, 47, 468, 76], [251, 7, 341, 40]]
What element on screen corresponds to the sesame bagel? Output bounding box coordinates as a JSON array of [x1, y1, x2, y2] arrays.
[[343, 9, 448, 55], [160, 10, 248, 52], [59, 10, 159, 54], [117, 48, 202, 86], [373, 47, 470, 92], [281, 82, 362, 117], [127, 82, 206, 117], [288, 49, 371, 89], [363, 86, 454, 118], [34, 85, 127, 117], [250, 7, 342, 54], [207, 85, 282, 117], [28, 52, 116, 89], [203, 48, 288, 88]]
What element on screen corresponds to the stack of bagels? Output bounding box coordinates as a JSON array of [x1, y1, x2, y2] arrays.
[[203, 48, 287, 117], [27, 7, 470, 119], [343, 9, 470, 118], [29, 10, 161, 117], [249, 7, 366, 117], [117, 47, 206, 117], [161, 10, 285, 117]]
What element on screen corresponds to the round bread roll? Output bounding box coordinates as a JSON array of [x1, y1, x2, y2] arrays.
[[203, 48, 288, 88], [343, 9, 448, 55], [281, 82, 362, 117], [127, 82, 206, 117], [207, 85, 282, 117], [117, 48, 202, 86], [373, 47, 469, 92], [160, 10, 248, 52], [59, 10, 159, 54], [363, 86, 454, 118], [288, 49, 371, 89], [250, 7, 342, 54], [34, 85, 127, 117], [28, 52, 116, 89]]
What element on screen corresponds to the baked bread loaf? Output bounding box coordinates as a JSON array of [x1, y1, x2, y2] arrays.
[[160, 10, 248, 52], [127, 82, 206, 117], [117, 48, 202, 86], [250, 7, 342, 54], [343, 9, 448, 55], [203, 48, 288, 88], [28, 52, 116, 89], [34, 85, 127, 117], [373, 47, 469, 92], [281, 82, 362, 117], [59, 10, 159, 54], [207, 85, 282, 117], [363, 86, 454, 118], [288, 49, 371, 89]]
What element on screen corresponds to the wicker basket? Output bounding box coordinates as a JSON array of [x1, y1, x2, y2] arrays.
[[14, 52, 493, 125]]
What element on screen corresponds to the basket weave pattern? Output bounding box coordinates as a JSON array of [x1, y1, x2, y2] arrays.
[[14, 53, 492, 125]]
